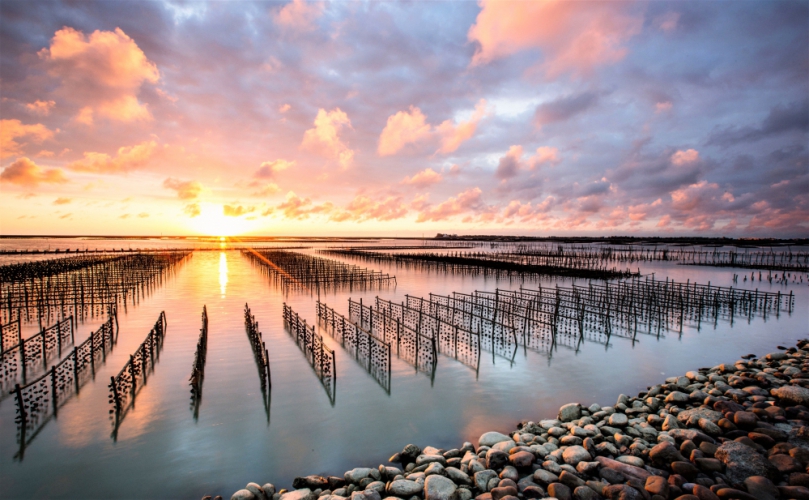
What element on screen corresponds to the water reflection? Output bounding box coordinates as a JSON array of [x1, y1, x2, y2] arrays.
[[219, 252, 228, 298]]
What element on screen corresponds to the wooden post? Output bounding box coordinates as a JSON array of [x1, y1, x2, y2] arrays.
[[110, 376, 121, 413], [14, 383, 27, 433], [73, 347, 79, 392], [129, 355, 137, 396], [50, 365, 58, 415]]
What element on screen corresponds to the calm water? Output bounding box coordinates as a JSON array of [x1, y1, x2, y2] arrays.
[[0, 238, 806, 500]]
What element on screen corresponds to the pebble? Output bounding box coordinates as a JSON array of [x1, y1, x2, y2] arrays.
[[225, 339, 809, 500]]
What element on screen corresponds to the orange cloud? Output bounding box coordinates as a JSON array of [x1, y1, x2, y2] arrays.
[[223, 204, 255, 217], [184, 203, 201, 217], [416, 187, 483, 222], [402, 168, 443, 188], [301, 108, 354, 169], [25, 100, 56, 116], [274, 0, 324, 31], [671, 148, 699, 165], [39, 27, 159, 123], [435, 99, 488, 154], [277, 191, 334, 220], [255, 159, 294, 178], [468, 1, 642, 77], [0, 157, 68, 187], [378, 106, 432, 156], [1, 119, 55, 158], [67, 140, 157, 174], [331, 195, 408, 222], [250, 182, 281, 197], [53, 197, 72, 205], [163, 177, 202, 199]]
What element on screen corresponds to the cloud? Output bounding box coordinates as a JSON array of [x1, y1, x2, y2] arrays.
[[279, 104, 291, 113], [274, 0, 324, 31], [163, 177, 202, 199], [707, 99, 809, 147], [67, 140, 157, 174], [495, 145, 523, 180], [378, 106, 432, 156], [378, 101, 488, 156], [495, 145, 559, 180], [38, 27, 159, 123], [530, 146, 561, 168], [416, 187, 483, 222], [301, 108, 354, 169], [655, 101, 673, 113], [1, 119, 55, 159], [250, 182, 281, 197], [138, 212, 149, 218], [330, 195, 408, 222], [402, 168, 443, 188], [223, 204, 255, 217], [0, 157, 68, 187], [655, 11, 681, 33], [276, 191, 333, 220], [435, 99, 488, 154], [254, 159, 294, 178], [468, 1, 642, 77], [53, 197, 71, 205], [670, 149, 699, 166], [25, 100, 56, 116], [184, 203, 201, 217], [119, 213, 130, 219], [534, 92, 598, 127]]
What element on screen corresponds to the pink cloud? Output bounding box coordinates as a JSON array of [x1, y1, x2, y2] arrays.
[[670, 180, 719, 211], [416, 187, 483, 222], [39, 27, 159, 123], [273, 0, 324, 31], [435, 99, 488, 154], [670, 148, 699, 165], [378, 106, 432, 156], [495, 145, 523, 180], [655, 101, 673, 113], [331, 195, 408, 222], [1, 119, 55, 159], [163, 177, 202, 199], [67, 140, 157, 174], [655, 11, 681, 33], [529, 146, 561, 168], [0, 157, 68, 187], [468, 1, 642, 78], [277, 191, 334, 220], [255, 159, 294, 178], [402, 168, 443, 188], [301, 108, 354, 169], [25, 100, 56, 116], [379, 101, 488, 156]]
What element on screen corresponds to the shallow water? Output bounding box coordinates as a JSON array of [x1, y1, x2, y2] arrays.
[[0, 238, 807, 500]]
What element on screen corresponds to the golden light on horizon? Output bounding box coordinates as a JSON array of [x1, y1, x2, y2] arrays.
[[189, 203, 251, 237]]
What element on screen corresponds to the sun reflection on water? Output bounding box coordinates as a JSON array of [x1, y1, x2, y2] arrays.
[[219, 252, 228, 298]]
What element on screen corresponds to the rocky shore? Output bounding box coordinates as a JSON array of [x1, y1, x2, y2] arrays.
[[216, 338, 809, 500]]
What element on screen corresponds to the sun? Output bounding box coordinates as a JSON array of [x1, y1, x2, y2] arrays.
[[189, 202, 251, 237]]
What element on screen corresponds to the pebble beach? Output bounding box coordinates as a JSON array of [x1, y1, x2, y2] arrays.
[[218, 337, 809, 500]]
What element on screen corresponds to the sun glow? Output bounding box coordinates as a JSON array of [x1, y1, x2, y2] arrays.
[[189, 203, 252, 237]]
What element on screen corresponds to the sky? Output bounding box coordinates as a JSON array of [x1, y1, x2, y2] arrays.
[[0, 0, 807, 237]]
